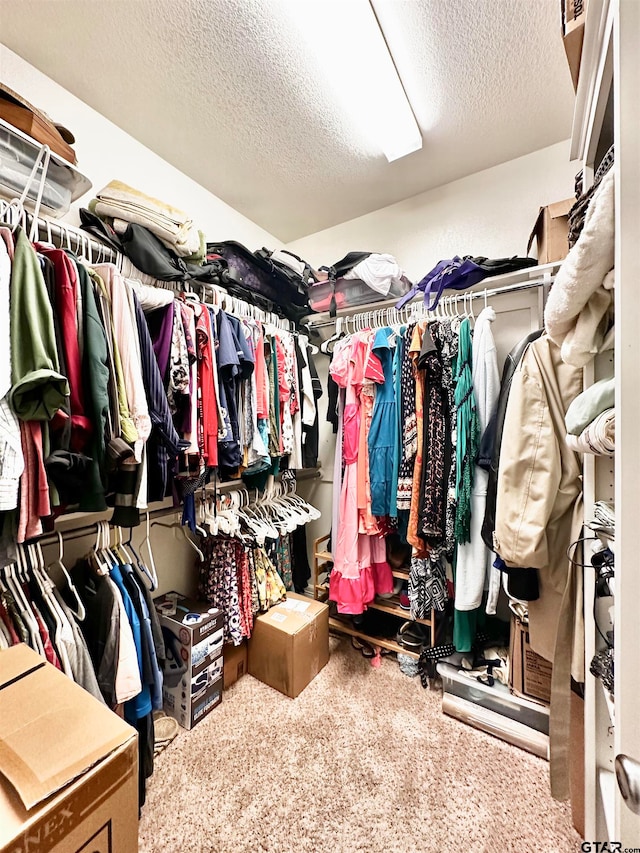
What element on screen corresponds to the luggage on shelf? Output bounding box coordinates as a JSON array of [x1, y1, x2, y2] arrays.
[[207, 240, 311, 322], [310, 252, 411, 314]]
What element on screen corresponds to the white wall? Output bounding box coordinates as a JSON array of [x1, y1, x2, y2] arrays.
[[292, 140, 579, 580], [0, 45, 281, 598], [286, 140, 577, 277], [0, 45, 279, 247]]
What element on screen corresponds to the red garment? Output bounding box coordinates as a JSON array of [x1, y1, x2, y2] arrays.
[[255, 327, 268, 421], [35, 246, 91, 451], [0, 601, 20, 644], [18, 422, 43, 541], [275, 336, 288, 454], [32, 605, 62, 669], [195, 306, 218, 466]]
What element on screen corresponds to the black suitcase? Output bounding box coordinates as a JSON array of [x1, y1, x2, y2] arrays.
[[207, 241, 310, 322]]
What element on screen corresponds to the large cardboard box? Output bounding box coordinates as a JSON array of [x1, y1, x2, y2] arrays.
[[248, 593, 329, 698], [223, 641, 248, 690], [509, 615, 553, 705], [561, 0, 586, 91], [527, 199, 573, 264], [155, 592, 224, 729], [0, 644, 138, 853]]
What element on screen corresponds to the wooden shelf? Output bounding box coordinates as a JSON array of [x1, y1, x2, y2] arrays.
[[328, 617, 420, 660], [315, 550, 333, 562], [369, 596, 434, 628], [391, 568, 409, 580]]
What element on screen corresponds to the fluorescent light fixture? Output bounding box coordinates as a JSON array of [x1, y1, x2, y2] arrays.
[[283, 0, 422, 162]]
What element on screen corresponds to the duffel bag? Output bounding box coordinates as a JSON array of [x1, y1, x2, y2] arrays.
[[207, 240, 310, 322]]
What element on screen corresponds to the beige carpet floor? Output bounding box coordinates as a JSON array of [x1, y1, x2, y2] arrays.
[[139, 636, 581, 853]]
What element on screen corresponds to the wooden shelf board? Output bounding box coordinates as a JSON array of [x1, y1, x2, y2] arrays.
[[391, 568, 409, 580], [315, 551, 333, 562], [369, 597, 434, 628], [328, 617, 420, 660]]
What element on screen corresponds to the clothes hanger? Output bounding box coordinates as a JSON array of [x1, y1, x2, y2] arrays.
[[152, 513, 205, 562], [137, 511, 159, 590], [49, 532, 86, 620]]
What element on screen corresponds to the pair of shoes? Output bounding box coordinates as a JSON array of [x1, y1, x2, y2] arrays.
[[396, 621, 429, 650], [399, 583, 410, 610], [351, 636, 375, 658]]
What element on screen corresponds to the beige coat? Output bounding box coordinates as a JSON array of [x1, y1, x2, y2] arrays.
[[493, 334, 583, 674], [493, 334, 584, 799]]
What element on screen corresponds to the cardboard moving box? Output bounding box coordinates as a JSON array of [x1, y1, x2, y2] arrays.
[[527, 199, 573, 264], [155, 592, 224, 729], [561, 0, 586, 90], [223, 640, 248, 690], [248, 593, 329, 698], [0, 644, 138, 853], [509, 616, 553, 705]]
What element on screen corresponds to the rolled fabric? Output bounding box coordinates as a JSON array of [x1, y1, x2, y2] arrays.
[[566, 407, 615, 456]]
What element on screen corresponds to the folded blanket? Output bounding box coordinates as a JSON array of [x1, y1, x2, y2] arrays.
[[566, 408, 615, 456], [91, 180, 201, 258]]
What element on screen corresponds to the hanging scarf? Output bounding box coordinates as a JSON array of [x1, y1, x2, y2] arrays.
[[454, 319, 479, 543]]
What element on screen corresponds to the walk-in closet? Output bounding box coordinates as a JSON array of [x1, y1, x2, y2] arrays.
[[0, 0, 637, 850]]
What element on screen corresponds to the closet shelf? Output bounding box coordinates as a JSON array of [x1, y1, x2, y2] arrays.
[[303, 262, 561, 331], [570, 0, 613, 162], [328, 617, 420, 660]]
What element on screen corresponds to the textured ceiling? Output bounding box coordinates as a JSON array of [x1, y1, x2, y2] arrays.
[[0, 0, 575, 241]]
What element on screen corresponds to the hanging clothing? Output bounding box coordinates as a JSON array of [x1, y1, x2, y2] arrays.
[[455, 306, 500, 613], [367, 327, 399, 518], [454, 318, 479, 544]]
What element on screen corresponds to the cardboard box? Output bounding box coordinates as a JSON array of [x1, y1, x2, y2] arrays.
[[161, 658, 223, 731], [155, 591, 224, 677], [223, 640, 248, 690], [509, 616, 553, 705], [248, 593, 329, 698], [527, 198, 573, 264], [561, 0, 586, 90], [0, 644, 138, 853], [155, 592, 224, 729]]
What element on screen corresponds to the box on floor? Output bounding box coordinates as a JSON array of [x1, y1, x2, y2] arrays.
[[527, 199, 573, 264], [223, 640, 248, 690], [0, 644, 138, 853], [248, 593, 329, 698], [154, 591, 224, 730], [509, 615, 553, 705]]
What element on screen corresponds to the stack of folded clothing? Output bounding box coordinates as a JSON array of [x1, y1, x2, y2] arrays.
[[89, 180, 203, 261], [565, 376, 615, 456]]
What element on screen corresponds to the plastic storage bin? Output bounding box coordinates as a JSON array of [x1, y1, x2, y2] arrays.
[[308, 275, 411, 313], [0, 118, 91, 217], [437, 661, 549, 758]]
